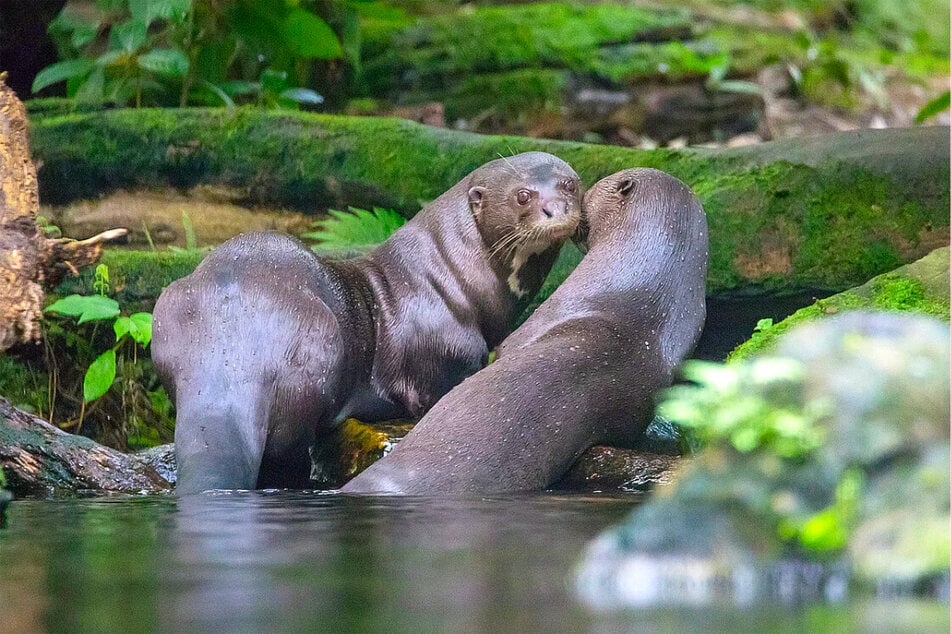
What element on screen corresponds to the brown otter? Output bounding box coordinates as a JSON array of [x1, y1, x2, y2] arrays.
[[153, 152, 582, 494], [342, 168, 708, 495]]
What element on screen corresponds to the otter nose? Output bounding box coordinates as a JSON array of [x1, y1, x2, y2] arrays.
[[541, 199, 566, 218]]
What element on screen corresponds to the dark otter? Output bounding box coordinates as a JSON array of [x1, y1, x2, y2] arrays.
[[153, 152, 582, 494], [342, 168, 708, 495]]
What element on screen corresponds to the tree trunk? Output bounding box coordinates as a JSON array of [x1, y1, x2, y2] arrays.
[[0, 396, 170, 497], [0, 74, 125, 352]]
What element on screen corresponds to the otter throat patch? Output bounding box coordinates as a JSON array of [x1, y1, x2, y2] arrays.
[[508, 241, 548, 298]]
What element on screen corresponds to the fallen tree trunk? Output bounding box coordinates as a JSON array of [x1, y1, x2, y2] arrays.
[[0, 76, 125, 353], [28, 107, 949, 293], [0, 397, 170, 497], [0, 395, 676, 498]]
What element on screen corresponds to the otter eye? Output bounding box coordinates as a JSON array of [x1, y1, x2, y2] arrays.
[[516, 189, 531, 205], [563, 179, 576, 193]]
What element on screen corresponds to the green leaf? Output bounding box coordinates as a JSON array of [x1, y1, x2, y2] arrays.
[[45, 295, 120, 324], [916, 90, 951, 124], [129, 0, 191, 25], [281, 8, 343, 59], [754, 318, 773, 333], [113, 312, 153, 346], [75, 66, 106, 104], [110, 19, 148, 53], [280, 88, 324, 105], [304, 207, 406, 253], [219, 80, 260, 97], [260, 69, 289, 94], [84, 349, 116, 402], [129, 312, 153, 347], [200, 81, 236, 108], [137, 48, 190, 77], [31, 60, 95, 93], [114, 316, 132, 341], [96, 50, 126, 67], [71, 22, 100, 49]]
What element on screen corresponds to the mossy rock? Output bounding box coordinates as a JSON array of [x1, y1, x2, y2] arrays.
[[310, 418, 416, 489], [578, 312, 950, 608], [730, 246, 951, 360], [28, 108, 950, 295]]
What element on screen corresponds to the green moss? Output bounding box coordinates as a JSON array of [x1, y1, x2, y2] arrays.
[[310, 418, 413, 488], [54, 249, 206, 314], [28, 109, 949, 295], [441, 69, 567, 122], [360, 2, 691, 94], [729, 248, 951, 361]]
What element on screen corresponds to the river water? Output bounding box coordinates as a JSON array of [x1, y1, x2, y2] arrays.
[[1, 492, 947, 633]]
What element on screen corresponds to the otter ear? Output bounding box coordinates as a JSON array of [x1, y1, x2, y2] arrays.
[[467, 186, 486, 216], [617, 178, 637, 198]]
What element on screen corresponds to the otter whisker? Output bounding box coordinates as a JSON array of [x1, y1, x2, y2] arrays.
[[497, 153, 524, 178]]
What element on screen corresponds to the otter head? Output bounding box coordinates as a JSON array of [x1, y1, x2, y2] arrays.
[[466, 152, 582, 298], [577, 169, 640, 250]]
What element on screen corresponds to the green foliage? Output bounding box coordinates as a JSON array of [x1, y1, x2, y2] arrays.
[[916, 91, 951, 123], [45, 295, 120, 325], [0, 356, 48, 415], [44, 265, 152, 405], [37, 0, 343, 108], [84, 349, 117, 402], [779, 469, 864, 552], [303, 206, 406, 253], [659, 359, 828, 458]]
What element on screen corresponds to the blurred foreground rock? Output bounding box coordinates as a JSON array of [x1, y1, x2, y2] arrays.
[[576, 312, 950, 609]]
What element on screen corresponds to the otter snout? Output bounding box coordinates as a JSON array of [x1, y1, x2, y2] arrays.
[[541, 198, 567, 219]]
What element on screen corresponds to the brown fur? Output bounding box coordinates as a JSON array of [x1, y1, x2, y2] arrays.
[[343, 168, 708, 495]]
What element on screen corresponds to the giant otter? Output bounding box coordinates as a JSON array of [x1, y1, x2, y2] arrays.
[[153, 152, 583, 494], [342, 168, 708, 494]]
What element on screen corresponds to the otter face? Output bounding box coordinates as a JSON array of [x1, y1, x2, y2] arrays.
[[467, 152, 582, 296]]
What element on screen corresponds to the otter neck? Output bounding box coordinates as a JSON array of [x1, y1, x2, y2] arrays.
[[367, 181, 518, 348]]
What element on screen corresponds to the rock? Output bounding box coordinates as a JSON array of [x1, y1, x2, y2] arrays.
[[577, 312, 950, 608], [135, 443, 176, 486], [730, 246, 950, 361]]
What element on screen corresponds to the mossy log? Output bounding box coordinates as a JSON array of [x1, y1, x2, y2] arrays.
[[0, 406, 678, 497], [0, 77, 124, 353], [730, 246, 951, 360], [26, 108, 950, 295], [0, 397, 170, 497]]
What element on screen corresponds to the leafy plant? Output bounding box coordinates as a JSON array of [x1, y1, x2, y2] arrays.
[[34, 0, 343, 108], [916, 90, 951, 124], [44, 265, 153, 416], [303, 206, 406, 253], [659, 358, 829, 458]]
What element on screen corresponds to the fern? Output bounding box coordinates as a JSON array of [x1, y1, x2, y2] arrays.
[[303, 207, 406, 253]]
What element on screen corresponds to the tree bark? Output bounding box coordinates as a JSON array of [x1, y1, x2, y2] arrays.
[[0, 74, 126, 352], [0, 396, 170, 497]]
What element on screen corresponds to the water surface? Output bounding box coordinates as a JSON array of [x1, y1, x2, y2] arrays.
[[1, 493, 946, 632]]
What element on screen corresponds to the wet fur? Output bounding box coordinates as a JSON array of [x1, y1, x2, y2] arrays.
[[343, 168, 708, 495], [153, 153, 581, 494]]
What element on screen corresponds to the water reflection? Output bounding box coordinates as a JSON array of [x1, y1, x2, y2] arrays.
[[1, 494, 947, 632]]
